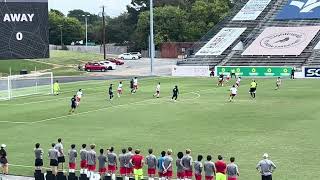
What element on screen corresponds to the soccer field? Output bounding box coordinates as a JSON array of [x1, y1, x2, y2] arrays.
[[0, 77, 319, 180]]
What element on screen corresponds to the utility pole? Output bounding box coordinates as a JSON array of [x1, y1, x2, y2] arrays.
[[150, 0, 155, 75], [82, 15, 90, 46], [101, 6, 106, 60]]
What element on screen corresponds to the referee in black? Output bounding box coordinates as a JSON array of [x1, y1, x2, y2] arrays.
[[171, 85, 179, 102], [109, 84, 114, 100]]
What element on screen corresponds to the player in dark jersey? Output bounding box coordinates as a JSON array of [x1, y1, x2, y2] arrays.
[[109, 84, 114, 100], [69, 95, 77, 114], [130, 79, 135, 94], [217, 74, 224, 87], [171, 86, 179, 102]]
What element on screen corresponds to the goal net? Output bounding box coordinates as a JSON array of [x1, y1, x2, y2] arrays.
[[0, 72, 53, 100]]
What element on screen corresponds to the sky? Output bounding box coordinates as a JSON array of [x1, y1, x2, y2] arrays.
[[49, 0, 131, 17]]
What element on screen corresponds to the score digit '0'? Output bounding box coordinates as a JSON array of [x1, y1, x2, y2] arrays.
[[16, 32, 23, 41]]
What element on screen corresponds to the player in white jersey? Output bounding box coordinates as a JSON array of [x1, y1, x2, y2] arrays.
[[275, 77, 281, 90], [76, 89, 83, 106], [153, 82, 161, 98], [226, 73, 231, 83], [236, 77, 241, 87], [133, 77, 138, 93], [229, 85, 237, 102], [117, 81, 123, 97]]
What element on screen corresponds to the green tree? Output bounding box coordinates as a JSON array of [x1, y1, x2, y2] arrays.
[[49, 10, 84, 45], [134, 6, 188, 49], [67, 9, 100, 24]]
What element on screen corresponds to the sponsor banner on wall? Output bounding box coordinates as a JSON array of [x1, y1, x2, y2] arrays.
[[195, 28, 246, 56], [215, 66, 293, 77], [233, 0, 272, 21], [276, 0, 320, 20], [242, 26, 320, 56], [303, 67, 320, 78], [172, 66, 210, 77]]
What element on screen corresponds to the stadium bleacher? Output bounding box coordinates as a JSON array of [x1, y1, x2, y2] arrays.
[[179, 0, 320, 68]]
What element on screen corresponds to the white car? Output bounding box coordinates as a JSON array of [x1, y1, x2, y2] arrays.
[[99, 61, 117, 70], [118, 53, 139, 60], [130, 52, 142, 59]]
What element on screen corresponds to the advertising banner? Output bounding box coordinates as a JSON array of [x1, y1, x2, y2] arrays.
[[195, 28, 246, 56], [276, 0, 320, 20], [233, 0, 272, 21], [242, 26, 320, 56], [0, 0, 49, 59], [303, 67, 320, 78], [215, 66, 293, 77], [172, 66, 210, 77]]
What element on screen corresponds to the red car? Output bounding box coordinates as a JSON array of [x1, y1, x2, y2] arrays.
[[84, 62, 107, 72], [107, 58, 124, 65]]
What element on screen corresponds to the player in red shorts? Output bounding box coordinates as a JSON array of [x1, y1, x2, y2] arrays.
[[76, 89, 83, 106], [157, 151, 166, 179], [125, 147, 134, 178], [176, 152, 184, 180], [98, 149, 107, 178], [146, 149, 157, 180], [204, 155, 216, 180], [181, 149, 193, 180], [226, 157, 239, 180], [119, 149, 127, 178], [107, 147, 117, 179], [68, 144, 77, 173], [162, 149, 173, 180], [87, 144, 97, 179], [79, 144, 88, 175], [133, 77, 138, 93], [117, 81, 123, 97], [194, 155, 203, 180]]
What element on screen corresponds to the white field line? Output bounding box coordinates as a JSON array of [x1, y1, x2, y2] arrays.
[[0, 89, 210, 125]]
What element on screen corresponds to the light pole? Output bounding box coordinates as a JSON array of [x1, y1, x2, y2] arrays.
[[150, 0, 155, 75], [100, 6, 107, 60], [82, 15, 90, 46], [58, 25, 63, 47]]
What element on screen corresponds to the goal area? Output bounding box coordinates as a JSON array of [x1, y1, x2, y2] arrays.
[[0, 72, 53, 100]]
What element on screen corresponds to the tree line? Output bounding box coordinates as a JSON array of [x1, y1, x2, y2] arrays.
[[49, 0, 232, 51]]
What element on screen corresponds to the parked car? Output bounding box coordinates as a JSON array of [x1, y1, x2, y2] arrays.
[[107, 58, 124, 65], [84, 62, 107, 72], [130, 52, 142, 59], [118, 53, 139, 60], [99, 61, 117, 70]]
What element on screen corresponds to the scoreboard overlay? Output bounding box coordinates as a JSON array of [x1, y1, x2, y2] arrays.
[[0, 0, 49, 59]]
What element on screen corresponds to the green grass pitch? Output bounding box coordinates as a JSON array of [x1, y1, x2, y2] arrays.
[[0, 77, 319, 180]]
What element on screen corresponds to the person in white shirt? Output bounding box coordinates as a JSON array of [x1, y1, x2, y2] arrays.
[[76, 89, 83, 106], [229, 85, 238, 102], [117, 81, 123, 97], [153, 82, 161, 98], [236, 77, 241, 87], [133, 77, 138, 93]]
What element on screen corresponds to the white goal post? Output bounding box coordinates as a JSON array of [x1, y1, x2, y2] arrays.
[[0, 72, 53, 100]]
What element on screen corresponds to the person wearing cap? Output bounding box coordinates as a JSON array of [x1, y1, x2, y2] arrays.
[[0, 144, 8, 175], [256, 153, 276, 180]]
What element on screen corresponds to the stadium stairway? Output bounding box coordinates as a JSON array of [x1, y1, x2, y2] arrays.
[[179, 0, 320, 68], [305, 50, 320, 66]]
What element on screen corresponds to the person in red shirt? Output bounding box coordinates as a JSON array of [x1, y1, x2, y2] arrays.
[[215, 155, 227, 180], [130, 149, 144, 180]]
